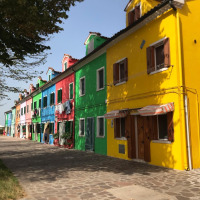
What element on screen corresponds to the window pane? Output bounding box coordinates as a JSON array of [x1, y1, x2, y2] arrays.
[[80, 120, 84, 135], [70, 83, 73, 99], [34, 102, 36, 109], [158, 114, 168, 139], [98, 118, 104, 137], [98, 69, 104, 89], [155, 44, 164, 69], [119, 63, 125, 82], [81, 79, 85, 95], [39, 99, 41, 108], [120, 118, 125, 137]]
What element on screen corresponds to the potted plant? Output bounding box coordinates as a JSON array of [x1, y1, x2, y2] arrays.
[[61, 132, 73, 148], [53, 133, 59, 146]]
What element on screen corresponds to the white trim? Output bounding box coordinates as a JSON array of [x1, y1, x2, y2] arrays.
[[96, 67, 105, 91], [79, 118, 85, 136], [149, 37, 166, 47], [152, 140, 172, 144], [116, 57, 126, 64], [79, 76, 86, 97], [96, 116, 105, 138], [149, 67, 168, 75], [115, 81, 126, 86], [69, 82, 74, 100], [115, 137, 127, 141]]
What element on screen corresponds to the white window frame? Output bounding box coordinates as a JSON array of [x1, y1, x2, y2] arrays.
[[69, 82, 74, 100], [96, 67, 105, 91], [79, 76, 85, 97], [79, 118, 85, 136], [96, 116, 105, 138]]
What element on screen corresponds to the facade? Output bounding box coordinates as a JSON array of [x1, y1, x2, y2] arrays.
[[4, 110, 12, 136], [105, 0, 191, 170], [32, 77, 47, 142], [15, 103, 21, 137], [55, 55, 78, 147], [20, 100, 26, 138], [41, 68, 60, 144], [11, 106, 16, 137], [25, 96, 32, 139], [75, 33, 108, 155]]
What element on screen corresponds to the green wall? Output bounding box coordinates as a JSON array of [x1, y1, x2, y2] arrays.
[[75, 53, 107, 155]]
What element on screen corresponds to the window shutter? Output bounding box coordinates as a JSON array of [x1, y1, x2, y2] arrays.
[[167, 112, 174, 142], [114, 118, 120, 138], [135, 6, 140, 21], [52, 93, 55, 104], [39, 99, 41, 108], [113, 63, 119, 85], [57, 90, 60, 103], [70, 121, 73, 136], [151, 116, 158, 140], [124, 58, 128, 82], [146, 46, 154, 74], [164, 38, 170, 67], [128, 10, 134, 25]]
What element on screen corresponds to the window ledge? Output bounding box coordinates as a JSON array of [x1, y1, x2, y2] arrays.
[[79, 94, 85, 97], [96, 136, 105, 138], [79, 135, 85, 137], [96, 87, 104, 92], [149, 68, 168, 75], [115, 81, 126, 86], [152, 140, 172, 144], [115, 137, 127, 141]]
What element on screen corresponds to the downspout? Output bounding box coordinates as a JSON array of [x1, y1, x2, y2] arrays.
[[176, 10, 192, 170]]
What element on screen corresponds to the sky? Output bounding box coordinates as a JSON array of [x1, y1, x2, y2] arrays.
[[0, 0, 128, 126]]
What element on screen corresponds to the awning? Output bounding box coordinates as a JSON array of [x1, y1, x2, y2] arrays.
[[138, 103, 174, 116], [104, 109, 129, 119]]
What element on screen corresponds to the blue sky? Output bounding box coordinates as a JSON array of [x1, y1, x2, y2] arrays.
[[0, 0, 128, 125]]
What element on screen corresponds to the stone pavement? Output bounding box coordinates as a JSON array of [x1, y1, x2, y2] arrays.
[[0, 136, 200, 200]]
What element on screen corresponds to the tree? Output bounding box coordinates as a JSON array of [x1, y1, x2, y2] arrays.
[[0, 0, 83, 100]]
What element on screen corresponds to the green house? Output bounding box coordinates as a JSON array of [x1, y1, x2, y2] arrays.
[[75, 32, 108, 155]]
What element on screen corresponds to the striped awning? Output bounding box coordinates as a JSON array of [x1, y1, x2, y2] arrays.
[[138, 103, 174, 116], [104, 109, 129, 119]]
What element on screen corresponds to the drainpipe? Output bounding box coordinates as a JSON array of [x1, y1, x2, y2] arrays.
[[176, 11, 192, 170], [184, 95, 192, 170]]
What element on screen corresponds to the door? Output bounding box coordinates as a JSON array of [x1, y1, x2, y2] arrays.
[[137, 116, 145, 160], [85, 117, 95, 151]]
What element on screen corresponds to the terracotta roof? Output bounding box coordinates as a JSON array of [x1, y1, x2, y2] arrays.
[[84, 32, 109, 45]]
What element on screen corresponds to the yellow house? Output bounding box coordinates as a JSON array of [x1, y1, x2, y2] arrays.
[[105, 0, 200, 170]]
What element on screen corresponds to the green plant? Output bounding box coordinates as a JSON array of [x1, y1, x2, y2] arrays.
[[53, 133, 59, 139], [61, 132, 72, 140]]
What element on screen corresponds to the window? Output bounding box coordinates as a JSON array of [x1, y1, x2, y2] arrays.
[[79, 118, 85, 136], [64, 62, 67, 71], [36, 83, 39, 89], [128, 4, 140, 26], [113, 58, 128, 85], [158, 114, 168, 140], [37, 124, 41, 133], [114, 118, 126, 138], [79, 77, 85, 96], [27, 105, 29, 113], [50, 92, 55, 106], [65, 121, 73, 136], [43, 96, 47, 108], [97, 67, 104, 90], [48, 74, 51, 81], [97, 117, 104, 137], [21, 108, 23, 116], [69, 83, 73, 100], [39, 99, 41, 108], [146, 38, 170, 74], [57, 89, 62, 103], [34, 101, 37, 109], [24, 106, 26, 115]]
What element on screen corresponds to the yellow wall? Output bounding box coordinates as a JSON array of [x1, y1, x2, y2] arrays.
[[106, 1, 189, 170], [179, 0, 200, 169]]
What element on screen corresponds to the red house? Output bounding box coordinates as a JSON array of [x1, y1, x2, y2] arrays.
[[55, 54, 78, 147]]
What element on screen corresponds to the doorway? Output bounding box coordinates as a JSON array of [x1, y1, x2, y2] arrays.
[[85, 117, 95, 151]]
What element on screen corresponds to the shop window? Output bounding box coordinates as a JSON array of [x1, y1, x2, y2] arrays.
[[97, 67, 104, 91], [146, 38, 170, 74], [57, 89, 62, 103], [128, 4, 141, 26], [79, 77, 85, 96], [113, 58, 128, 85], [97, 117, 104, 137], [69, 83, 73, 100], [50, 92, 55, 105], [79, 118, 85, 136], [114, 118, 126, 138]]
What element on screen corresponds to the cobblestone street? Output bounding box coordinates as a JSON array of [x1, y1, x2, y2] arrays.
[[0, 136, 200, 200]]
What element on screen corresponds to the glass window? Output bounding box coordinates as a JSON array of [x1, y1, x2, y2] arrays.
[[97, 68, 104, 90]]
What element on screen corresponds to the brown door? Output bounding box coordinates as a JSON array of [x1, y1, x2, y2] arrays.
[[137, 116, 145, 160]]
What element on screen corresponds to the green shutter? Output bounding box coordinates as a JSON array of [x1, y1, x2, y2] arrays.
[[52, 93, 55, 104], [57, 90, 60, 103], [60, 89, 62, 102], [70, 83, 73, 99], [39, 99, 41, 108]]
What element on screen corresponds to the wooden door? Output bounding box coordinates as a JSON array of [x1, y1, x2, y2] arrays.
[[85, 117, 95, 151], [137, 116, 145, 159]]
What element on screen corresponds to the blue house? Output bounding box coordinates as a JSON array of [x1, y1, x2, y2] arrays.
[[41, 68, 60, 144]]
